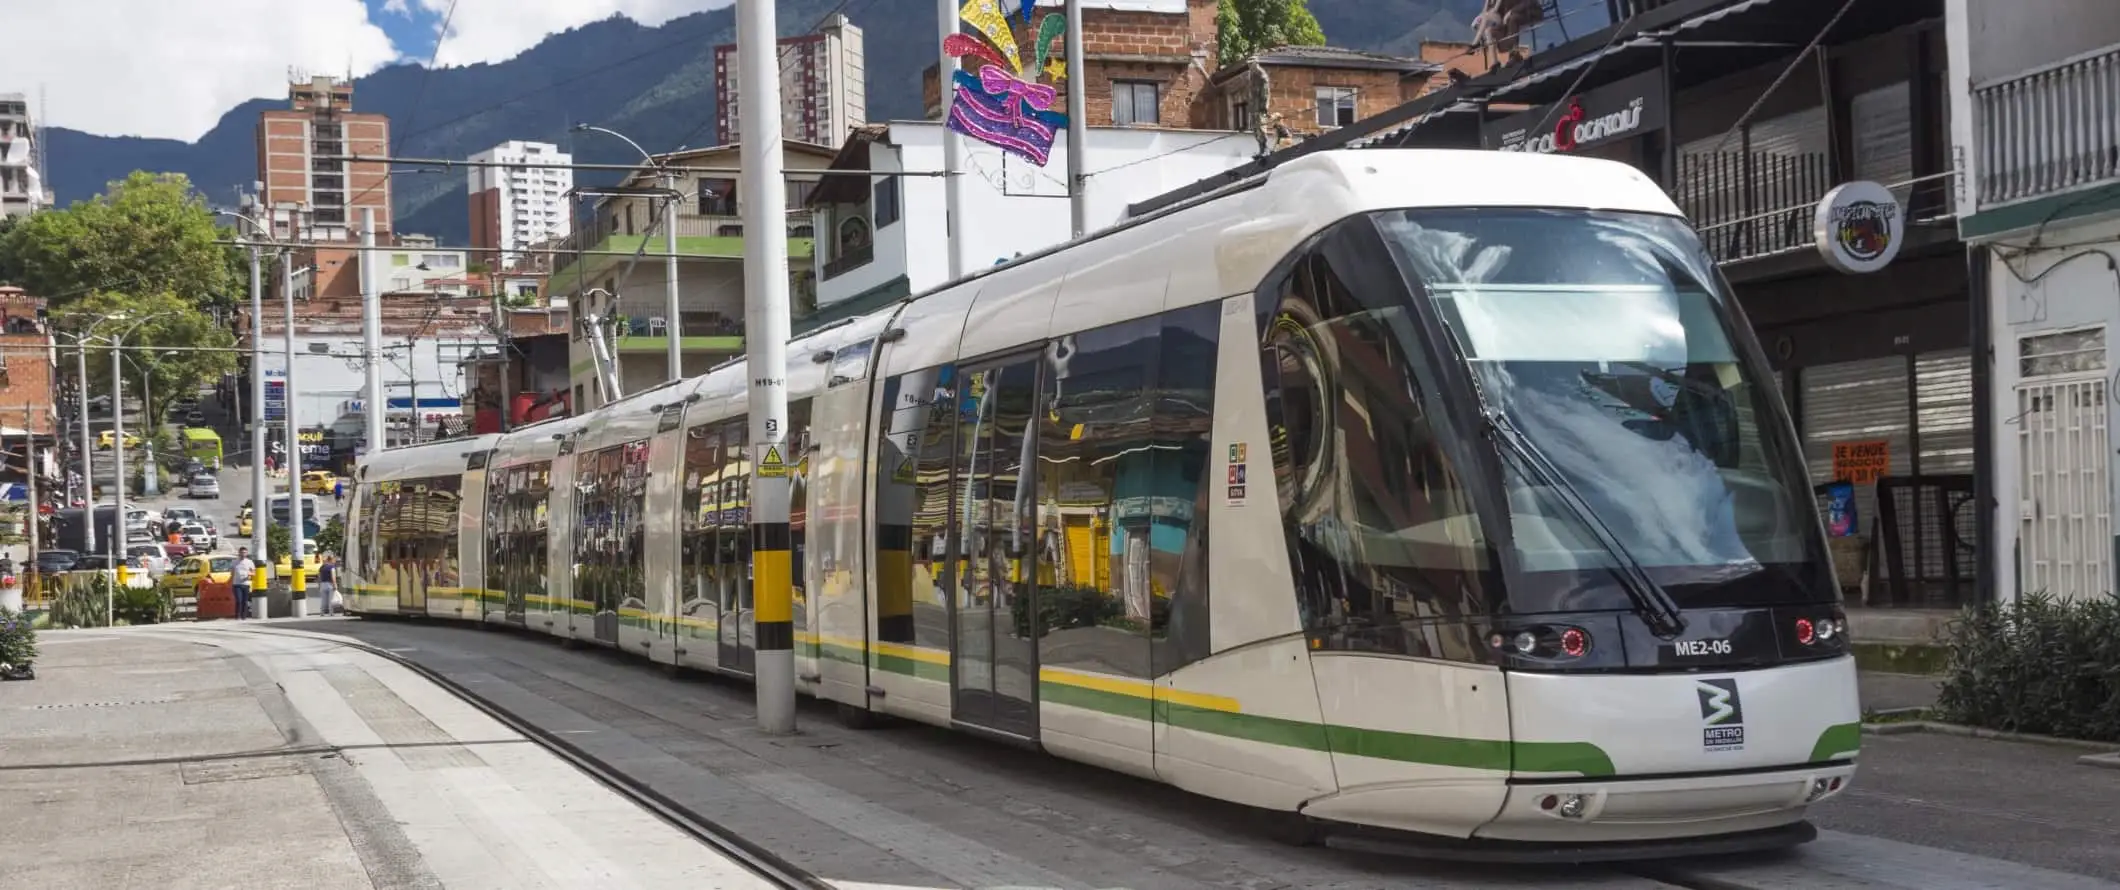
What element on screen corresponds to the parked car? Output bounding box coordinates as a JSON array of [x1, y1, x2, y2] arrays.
[[127, 544, 172, 576], [188, 474, 220, 499], [35, 549, 80, 573], [185, 410, 206, 426]]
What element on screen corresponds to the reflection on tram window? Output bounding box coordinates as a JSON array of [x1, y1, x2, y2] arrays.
[[873, 366, 958, 649], [1263, 230, 1493, 662], [368, 474, 465, 606], [573, 442, 649, 620], [1151, 302, 1219, 675], [788, 399, 813, 653], [486, 461, 552, 613], [1379, 208, 1831, 611], [681, 424, 723, 633]]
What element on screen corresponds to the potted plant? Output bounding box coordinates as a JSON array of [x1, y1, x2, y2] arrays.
[[0, 605, 36, 680]]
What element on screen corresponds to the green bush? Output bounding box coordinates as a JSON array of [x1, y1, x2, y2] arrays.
[[48, 574, 113, 629], [0, 605, 36, 669], [1935, 592, 2120, 742], [1013, 584, 1122, 638], [113, 584, 169, 625]]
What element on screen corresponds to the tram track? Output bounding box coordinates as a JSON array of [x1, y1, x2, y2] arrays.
[[216, 625, 835, 890]]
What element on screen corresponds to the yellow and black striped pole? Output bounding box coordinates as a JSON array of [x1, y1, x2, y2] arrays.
[[739, 0, 796, 735]]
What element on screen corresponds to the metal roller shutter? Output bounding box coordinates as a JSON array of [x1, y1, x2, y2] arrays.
[[1915, 348, 1975, 475], [1850, 82, 1914, 188], [1801, 357, 1913, 544]]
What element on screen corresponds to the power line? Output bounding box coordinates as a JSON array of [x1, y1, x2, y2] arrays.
[[395, 0, 464, 156]]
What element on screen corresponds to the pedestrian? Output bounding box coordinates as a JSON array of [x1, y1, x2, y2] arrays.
[[334, 478, 344, 505], [316, 554, 338, 615], [231, 547, 256, 620]]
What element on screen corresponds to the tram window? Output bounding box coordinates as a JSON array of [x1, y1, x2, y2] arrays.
[[1037, 318, 1159, 679], [682, 424, 721, 629], [874, 366, 958, 649], [1152, 303, 1220, 675], [1265, 232, 1493, 662], [788, 399, 813, 647]]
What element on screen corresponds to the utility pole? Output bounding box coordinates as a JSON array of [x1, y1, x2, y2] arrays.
[[248, 217, 269, 558], [1064, 0, 1088, 237], [663, 168, 682, 382], [739, 0, 795, 734], [108, 335, 124, 622], [361, 207, 385, 461], [284, 255, 308, 616], [937, 0, 967, 279], [25, 404, 37, 567], [73, 343, 91, 555]]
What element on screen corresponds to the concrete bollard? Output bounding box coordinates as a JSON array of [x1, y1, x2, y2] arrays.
[[249, 566, 270, 619], [289, 561, 308, 619]]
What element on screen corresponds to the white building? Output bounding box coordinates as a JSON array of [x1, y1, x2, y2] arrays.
[[0, 93, 50, 218], [804, 121, 1259, 321], [1950, 0, 2120, 602], [715, 14, 866, 148], [468, 140, 574, 269]]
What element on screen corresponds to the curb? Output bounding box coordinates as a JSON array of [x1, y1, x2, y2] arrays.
[[1860, 718, 2120, 760]]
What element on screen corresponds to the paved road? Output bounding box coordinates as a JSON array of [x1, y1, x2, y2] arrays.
[[0, 627, 783, 889], [243, 618, 2120, 890]]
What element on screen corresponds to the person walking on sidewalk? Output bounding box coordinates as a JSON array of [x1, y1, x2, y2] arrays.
[[316, 554, 339, 615], [231, 548, 256, 620]]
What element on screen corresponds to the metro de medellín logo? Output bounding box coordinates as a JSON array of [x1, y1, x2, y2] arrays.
[[1696, 679, 1745, 751]]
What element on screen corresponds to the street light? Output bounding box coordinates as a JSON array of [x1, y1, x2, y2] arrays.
[[572, 123, 683, 384]]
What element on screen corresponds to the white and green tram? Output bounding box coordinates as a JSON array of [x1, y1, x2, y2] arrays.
[[345, 148, 1859, 859]]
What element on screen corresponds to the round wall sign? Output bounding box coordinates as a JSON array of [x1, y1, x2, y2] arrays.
[[1813, 180, 1904, 274]]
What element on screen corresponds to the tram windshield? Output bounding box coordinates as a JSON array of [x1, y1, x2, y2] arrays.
[[1379, 208, 1835, 612]]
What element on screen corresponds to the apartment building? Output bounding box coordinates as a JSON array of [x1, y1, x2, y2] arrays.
[[0, 94, 49, 218], [715, 14, 867, 147], [469, 140, 574, 271]]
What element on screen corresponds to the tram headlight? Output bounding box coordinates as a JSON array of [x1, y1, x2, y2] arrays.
[[1489, 624, 1594, 662]]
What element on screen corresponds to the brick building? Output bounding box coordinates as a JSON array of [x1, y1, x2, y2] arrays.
[[0, 287, 56, 437], [926, 0, 1218, 128], [1199, 45, 1436, 146], [255, 74, 392, 305]]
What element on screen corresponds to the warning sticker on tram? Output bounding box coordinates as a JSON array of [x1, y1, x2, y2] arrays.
[[1696, 679, 1745, 752], [757, 444, 788, 478], [892, 456, 915, 484]]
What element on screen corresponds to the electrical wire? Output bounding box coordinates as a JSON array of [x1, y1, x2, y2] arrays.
[[395, 0, 464, 156], [1698, 0, 1855, 159]]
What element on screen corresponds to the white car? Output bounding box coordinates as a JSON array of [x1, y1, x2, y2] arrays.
[[126, 544, 173, 576], [176, 522, 216, 552]]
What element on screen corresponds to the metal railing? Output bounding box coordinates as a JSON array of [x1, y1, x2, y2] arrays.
[[1974, 41, 2120, 208], [1674, 150, 1832, 264]]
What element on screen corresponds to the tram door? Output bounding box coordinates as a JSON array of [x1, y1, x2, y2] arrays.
[[717, 428, 755, 674], [949, 358, 1041, 739]]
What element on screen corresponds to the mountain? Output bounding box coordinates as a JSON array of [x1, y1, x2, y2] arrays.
[[45, 0, 1584, 245]]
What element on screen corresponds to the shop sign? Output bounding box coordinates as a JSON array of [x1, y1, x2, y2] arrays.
[[1483, 68, 1668, 155], [1831, 440, 1891, 485], [1813, 181, 1903, 274]]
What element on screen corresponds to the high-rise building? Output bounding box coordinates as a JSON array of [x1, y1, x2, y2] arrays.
[[255, 73, 391, 245], [0, 93, 50, 218], [468, 140, 574, 271], [714, 14, 866, 148]]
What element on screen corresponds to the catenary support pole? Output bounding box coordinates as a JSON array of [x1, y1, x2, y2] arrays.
[[938, 0, 966, 279], [108, 336, 124, 624], [284, 255, 308, 617], [1065, 0, 1088, 238], [361, 208, 385, 463], [74, 343, 92, 555], [250, 229, 269, 558], [739, 0, 795, 735], [664, 170, 683, 382]]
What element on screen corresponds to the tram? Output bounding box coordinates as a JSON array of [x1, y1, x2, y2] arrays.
[[345, 149, 1858, 857]]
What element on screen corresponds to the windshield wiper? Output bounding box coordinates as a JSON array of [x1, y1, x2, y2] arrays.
[[1483, 410, 1689, 639]]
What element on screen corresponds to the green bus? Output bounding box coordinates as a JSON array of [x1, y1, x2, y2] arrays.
[[182, 428, 222, 468]]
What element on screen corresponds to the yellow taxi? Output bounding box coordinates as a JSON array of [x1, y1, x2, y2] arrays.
[[159, 554, 237, 595], [237, 506, 253, 537], [301, 471, 339, 495], [96, 430, 143, 450], [275, 553, 322, 586]]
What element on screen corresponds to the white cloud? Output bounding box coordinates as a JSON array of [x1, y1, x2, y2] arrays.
[[382, 0, 412, 16], [0, 0, 400, 140], [411, 0, 731, 68]]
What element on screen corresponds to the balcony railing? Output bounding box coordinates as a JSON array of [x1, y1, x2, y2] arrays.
[[1974, 42, 2120, 208], [1673, 150, 1832, 264], [822, 243, 874, 281]]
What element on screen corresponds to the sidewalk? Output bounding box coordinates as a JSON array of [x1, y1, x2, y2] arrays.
[[0, 625, 781, 890]]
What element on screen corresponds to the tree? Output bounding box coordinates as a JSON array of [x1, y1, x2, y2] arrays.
[[56, 290, 238, 430], [1216, 0, 1327, 67], [0, 171, 240, 308]]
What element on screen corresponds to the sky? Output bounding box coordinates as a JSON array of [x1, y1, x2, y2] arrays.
[[0, 0, 731, 141]]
